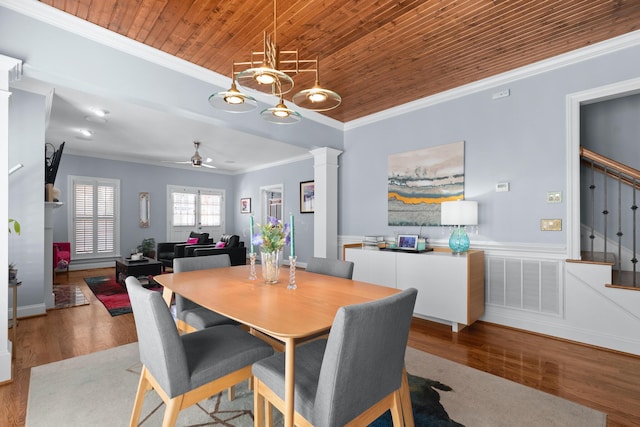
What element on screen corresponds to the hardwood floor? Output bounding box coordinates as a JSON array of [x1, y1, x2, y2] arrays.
[[2, 267, 639, 426]]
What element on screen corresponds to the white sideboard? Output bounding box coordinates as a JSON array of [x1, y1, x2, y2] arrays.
[[345, 247, 485, 332]]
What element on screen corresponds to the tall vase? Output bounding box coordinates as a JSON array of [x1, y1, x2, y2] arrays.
[[261, 250, 280, 284]]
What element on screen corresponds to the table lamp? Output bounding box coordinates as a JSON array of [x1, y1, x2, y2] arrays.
[[440, 200, 478, 255]]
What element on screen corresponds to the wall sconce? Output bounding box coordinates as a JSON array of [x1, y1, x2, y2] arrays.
[[441, 200, 478, 255]]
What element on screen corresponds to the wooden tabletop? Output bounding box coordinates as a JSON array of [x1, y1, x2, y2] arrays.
[[154, 264, 400, 340]]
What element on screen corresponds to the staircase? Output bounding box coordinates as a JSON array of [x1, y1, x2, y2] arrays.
[[580, 146, 640, 288]]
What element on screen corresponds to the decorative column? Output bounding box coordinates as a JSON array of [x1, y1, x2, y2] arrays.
[[0, 54, 23, 383], [310, 147, 342, 259]]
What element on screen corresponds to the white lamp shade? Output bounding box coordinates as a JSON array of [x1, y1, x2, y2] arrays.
[[441, 200, 478, 226]]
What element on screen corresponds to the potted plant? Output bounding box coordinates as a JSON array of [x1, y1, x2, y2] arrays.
[[9, 262, 17, 280], [8, 219, 20, 280], [137, 238, 156, 259]]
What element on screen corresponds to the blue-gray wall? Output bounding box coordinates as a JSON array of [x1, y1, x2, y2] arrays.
[[341, 42, 640, 245], [233, 158, 315, 262], [8, 89, 46, 309], [53, 154, 237, 256]]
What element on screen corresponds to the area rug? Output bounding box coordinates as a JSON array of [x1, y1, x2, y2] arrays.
[[26, 344, 606, 427], [84, 276, 162, 316], [52, 284, 89, 309]]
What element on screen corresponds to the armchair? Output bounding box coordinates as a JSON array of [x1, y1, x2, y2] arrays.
[[53, 242, 71, 277]]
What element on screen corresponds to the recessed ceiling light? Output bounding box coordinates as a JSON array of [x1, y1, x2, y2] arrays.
[[92, 108, 109, 117], [79, 129, 93, 137]]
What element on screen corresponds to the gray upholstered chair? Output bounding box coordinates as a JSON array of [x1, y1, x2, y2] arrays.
[[125, 276, 274, 427], [252, 287, 418, 427], [305, 256, 355, 280], [173, 254, 238, 334]]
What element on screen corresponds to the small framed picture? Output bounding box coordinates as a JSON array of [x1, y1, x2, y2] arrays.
[[300, 181, 315, 213], [397, 234, 419, 250], [240, 197, 251, 214]]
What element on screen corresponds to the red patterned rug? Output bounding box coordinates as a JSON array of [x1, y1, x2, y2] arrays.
[[84, 276, 162, 316]]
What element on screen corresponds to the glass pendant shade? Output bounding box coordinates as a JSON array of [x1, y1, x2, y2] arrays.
[[292, 85, 342, 111], [237, 67, 294, 95], [208, 82, 257, 113], [260, 100, 302, 124]]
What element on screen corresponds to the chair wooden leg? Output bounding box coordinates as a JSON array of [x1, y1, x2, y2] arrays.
[[400, 369, 414, 427], [254, 381, 264, 427], [129, 368, 150, 427], [228, 385, 236, 401], [390, 390, 404, 426], [265, 400, 273, 427], [162, 395, 184, 427]]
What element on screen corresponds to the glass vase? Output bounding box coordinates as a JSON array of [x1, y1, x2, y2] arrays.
[[261, 250, 280, 284]]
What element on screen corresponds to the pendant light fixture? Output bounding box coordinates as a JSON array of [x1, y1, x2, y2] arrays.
[[209, 0, 341, 124], [260, 95, 302, 124], [208, 64, 257, 113]]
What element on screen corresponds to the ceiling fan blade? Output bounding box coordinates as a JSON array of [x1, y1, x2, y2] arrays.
[[202, 163, 216, 169], [161, 160, 191, 164]]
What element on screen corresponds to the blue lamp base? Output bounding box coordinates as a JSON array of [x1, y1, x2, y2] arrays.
[[448, 226, 470, 255]]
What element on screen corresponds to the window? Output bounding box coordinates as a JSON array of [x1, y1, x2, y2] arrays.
[[70, 176, 120, 258]]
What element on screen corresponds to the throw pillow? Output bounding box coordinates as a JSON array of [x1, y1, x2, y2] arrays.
[[186, 237, 199, 244], [215, 241, 226, 248]]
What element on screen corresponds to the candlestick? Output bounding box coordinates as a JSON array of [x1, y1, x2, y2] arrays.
[[289, 212, 295, 258], [249, 215, 255, 254], [249, 252, 257, 280], [288, 255, 297, 290]]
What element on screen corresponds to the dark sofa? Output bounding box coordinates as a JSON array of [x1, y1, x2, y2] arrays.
[[157, 232, 246, 270]]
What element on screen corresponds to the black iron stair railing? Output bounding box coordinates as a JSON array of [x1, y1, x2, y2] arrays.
[[580, 146, 639, 288]]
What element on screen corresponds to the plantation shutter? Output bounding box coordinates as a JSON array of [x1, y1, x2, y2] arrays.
[[71, 176, 120, 258]]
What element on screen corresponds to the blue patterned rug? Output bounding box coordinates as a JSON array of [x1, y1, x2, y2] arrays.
[[370, 374, 463, 426]]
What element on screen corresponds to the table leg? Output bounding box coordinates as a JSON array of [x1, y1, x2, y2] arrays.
[[162, 287, 174, 308], [284, 338, 295, 427]]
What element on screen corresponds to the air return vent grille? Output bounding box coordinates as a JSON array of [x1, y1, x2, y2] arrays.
[[487, 257, 562, 315]]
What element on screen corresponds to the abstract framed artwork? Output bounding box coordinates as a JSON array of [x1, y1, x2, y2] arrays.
[[300, 181, 315, 213], [388, 140, 465, 226], [240, 197, 251, 214]]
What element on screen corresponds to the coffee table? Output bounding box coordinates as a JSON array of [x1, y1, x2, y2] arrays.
[[115, 257, 163, 284]]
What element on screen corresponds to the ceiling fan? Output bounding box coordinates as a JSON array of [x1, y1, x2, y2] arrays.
[[164, 141, 216, 169]]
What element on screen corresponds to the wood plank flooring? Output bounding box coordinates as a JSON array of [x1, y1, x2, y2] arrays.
[[1, 267, 639, 426]]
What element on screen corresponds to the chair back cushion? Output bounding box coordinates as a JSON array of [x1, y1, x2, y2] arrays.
[[305, 257, 354, 280], [172, 255, 231, 313], [313, 288, 417, 427], [125, 277, 191, 397]]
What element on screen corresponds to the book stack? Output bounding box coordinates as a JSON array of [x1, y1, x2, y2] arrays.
[[363, 236, 382, 250]]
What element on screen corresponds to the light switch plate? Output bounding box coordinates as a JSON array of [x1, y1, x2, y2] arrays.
[[541, 219, 562, 231], [496, 182, 510, 192]]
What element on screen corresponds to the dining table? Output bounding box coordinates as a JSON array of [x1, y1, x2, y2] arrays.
[[154, 264, 414, 427]]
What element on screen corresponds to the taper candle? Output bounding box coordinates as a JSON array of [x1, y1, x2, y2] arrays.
[[249, 215, 255, 254], [289, 212, 295, 258]]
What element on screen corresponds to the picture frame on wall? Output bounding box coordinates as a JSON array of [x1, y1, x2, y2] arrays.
[[240, 197, 251, 214], [300, 181, 315, 213]]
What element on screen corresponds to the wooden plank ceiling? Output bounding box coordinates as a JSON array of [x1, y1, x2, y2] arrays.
[[40, 0, 640, 123]]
